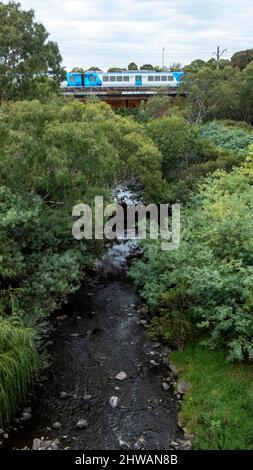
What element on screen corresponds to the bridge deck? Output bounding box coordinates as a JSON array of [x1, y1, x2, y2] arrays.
[[62, 86, 183, 108]]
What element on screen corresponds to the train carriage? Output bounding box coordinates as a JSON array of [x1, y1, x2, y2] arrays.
[[66, 70, 184, 88]]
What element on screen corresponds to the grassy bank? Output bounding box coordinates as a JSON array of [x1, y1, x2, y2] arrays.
[[171, 344, 253, 449]]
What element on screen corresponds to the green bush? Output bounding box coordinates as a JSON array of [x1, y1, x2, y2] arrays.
[[0, 319, 38, 427], [201, 121, 253, 156], [130, 145, 253, 361]]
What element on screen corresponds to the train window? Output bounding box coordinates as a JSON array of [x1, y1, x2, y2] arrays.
[[161, 76, 167, 81], [117, 76, 123, 81], [148, 76, 154, 81], [69, 76, 76, 82], [110, 76, 116, 82], [123, 76, 130, 81], [103, 76, 109, 82], [167, 76, 174, 81], [89, 76, 96, 83], [155, 76, 161, 81]]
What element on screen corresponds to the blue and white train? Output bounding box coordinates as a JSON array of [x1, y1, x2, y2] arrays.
[[66, 70, 184, 88]]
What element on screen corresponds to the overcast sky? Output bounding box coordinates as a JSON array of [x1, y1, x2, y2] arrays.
[[10, 0, 253, 70]]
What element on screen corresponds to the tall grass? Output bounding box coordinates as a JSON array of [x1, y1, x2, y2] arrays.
[[0, 319, 38, 428]]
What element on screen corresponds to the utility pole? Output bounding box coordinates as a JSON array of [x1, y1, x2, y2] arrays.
[[162, 47, 165, 70], [213, 46, 227, 69]]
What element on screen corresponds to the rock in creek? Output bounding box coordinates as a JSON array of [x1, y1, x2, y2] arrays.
[[162, 382, 170, 391], [115, 371, 127, 381], [77, 419, 88, 429], [56, 315, 68, 322], [33, 437, 60, 450], [53, 422, 62, 430], [109, 396, 119, 408], [169, 363, 178, 377], [83, 394, 92, 402], [176, 381, 190, 395]]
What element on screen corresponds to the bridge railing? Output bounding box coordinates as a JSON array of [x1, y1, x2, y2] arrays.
[[62, 86, 179, 96]]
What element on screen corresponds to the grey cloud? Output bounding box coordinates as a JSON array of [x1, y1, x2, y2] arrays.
[[5, 0, 253, 70]]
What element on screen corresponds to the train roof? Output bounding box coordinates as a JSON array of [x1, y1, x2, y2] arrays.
[[67, 70, 184, 75]]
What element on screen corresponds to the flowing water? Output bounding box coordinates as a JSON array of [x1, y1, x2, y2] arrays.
[[1, 186, 180, 450]]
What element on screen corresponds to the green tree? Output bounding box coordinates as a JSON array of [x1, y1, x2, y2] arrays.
[[107, 67, 126, 72], [239, 63, 253, 123], [128, 62, 138, 70], [140, 64, 154, 70], [180, 66, 241, 122], [147, 115, 202, 180], [86, 66, 102, 72], [138, 95, 177, 121], [70, 67, 85, 73], [231, 49, 253, 70], [168, 62, 182, 72], [184, 59, 205, 72], [0, 1, 65, 101]]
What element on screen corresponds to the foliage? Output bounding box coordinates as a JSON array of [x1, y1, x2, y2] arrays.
[[180, 66, 241, 122], [168, 63, 183, 72], [0, 99, 163, 202], [138, 96, 179, 122], [180, 64, 253, 124], [86, 67, 102, 72], [0, 318, 38, 427], [231, 49, 253, 70], [146, 115, 203, 181], [128, 62, 138, 70], [130, 145, 253, 361], [140, 64, 154, 70], [200, 121, 253, 156], [107, 67, 126, 73], [0, 2, 65, 101], [70, 67, 85, 73], [172, 344, 253, 449]]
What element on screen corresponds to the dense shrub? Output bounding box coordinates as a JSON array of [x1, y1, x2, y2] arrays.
[[0, 319, 38, 427], [200, 121, 253, 156], [146, 115, 203, 181], [130, 145, 253, 361]]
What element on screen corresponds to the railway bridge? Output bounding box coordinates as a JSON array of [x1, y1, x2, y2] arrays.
[[62, 86, 184, 109]]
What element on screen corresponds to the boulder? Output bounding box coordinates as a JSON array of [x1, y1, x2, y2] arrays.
[[115, 371, 127, 381], [52, 422, 62, 430], [77, 419, 88, 429], [176, 381, 190, 395], [109, 396, 119, 408]]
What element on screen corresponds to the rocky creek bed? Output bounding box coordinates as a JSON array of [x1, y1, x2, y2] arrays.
[[1, 275, 192, 450]]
